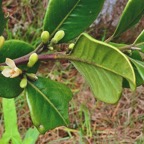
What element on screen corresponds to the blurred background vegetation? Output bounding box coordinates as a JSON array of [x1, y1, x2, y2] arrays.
[[0, 0, 144, 143]]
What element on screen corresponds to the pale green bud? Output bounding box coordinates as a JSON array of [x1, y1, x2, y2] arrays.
[[0, 36, 5, 49], [41, 31, 50, 44], [69, 43, 75, 50], [38, 125, 45, 134], [26, 73, 38, 81], [27, 53, 38, 68], [48, 46, 54, 51], [51, 30, 65, 44], [20, 76, 27, 88]]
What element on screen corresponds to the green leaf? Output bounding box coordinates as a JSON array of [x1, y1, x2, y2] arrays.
[[0, 0, 7, 35], [22, 127, 39, 144], [0, 40, 34, 62], [0, 98, 22, 144], [109, 42, 143, 87], [43, 0, 104, 43], [26, 77, 73, 133], [113, 0, 144, 38], [0, 40, 35, 98], [0, 75, 23, 98], [134, 30, 144, 44], [129, 58, 144, 86], [133, 30, 144, 52], [64, 33, 135, 103]]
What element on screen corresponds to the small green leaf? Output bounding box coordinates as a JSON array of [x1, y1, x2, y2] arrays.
[[133, 30, 144, 52], [134, 30, 144, 44], [0, 98, 22, 144], [26, 77, 73, 133], [0, 0, 7, 35], [61, 33, 135, 103], [43, 0, 104, 43], [113, 0, 144, 37], [23, 127, 39, 144], [0, 40, 35, 98], [130, 58, 144, 86]]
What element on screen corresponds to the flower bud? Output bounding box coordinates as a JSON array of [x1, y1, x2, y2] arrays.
[[51, 30, 65, 44], [27, 53, 38, 68], [48, 46, 54, 51], [26, 73, 38, 81], [69, 43, 75, 50], [41, 31, 50, 44], [0, 36, 5, 49], [20, 76, 27, 88]]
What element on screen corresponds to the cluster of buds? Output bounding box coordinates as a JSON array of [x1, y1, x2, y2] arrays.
[[0, 29, 67, 88], [1, 52, 39, 89], [40, 30, 65, 51]]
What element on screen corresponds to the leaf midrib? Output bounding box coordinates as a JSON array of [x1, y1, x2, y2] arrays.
[[28, 81, 68, 125], [50, 0, 80, 38], [57, 54, 134, 84]]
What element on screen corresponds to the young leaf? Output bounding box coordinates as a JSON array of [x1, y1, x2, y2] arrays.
[[113, 0, 144, 38], [129, 58, 144, 86], [0, 0, 7, 35], [133, 30, 144, 52], [26, 77, 73, 133], [43, 0, 105, 43], [22, 127, 39, 144], [134, 30, 144, 44], [0, 40, 35, 98], [61, 33, 135, 103], [0, 98, 22, 144]]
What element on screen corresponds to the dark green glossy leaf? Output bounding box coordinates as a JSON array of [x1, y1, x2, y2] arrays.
[[0, 75, 23, 98], [0, 40, 34, 62], [113, 0, 144, 37], [26, 77, 73, 133], [0, 0, 7, 35], [62, 33, 135, 103], [44, 0, 104, 43], [0, 40, 35, 98], [0, 98, 22, 144]]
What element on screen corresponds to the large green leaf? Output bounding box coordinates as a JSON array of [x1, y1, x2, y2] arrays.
[[0, 0, 7, 35], [26, 77, 73, 133], [0, 40, 35, 98], [109, 42, 143, 87], [0, 98, 22, 144], [113, 0, 144, 38], [62, 33, 135, 103], [43, 0, 104, 43]]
